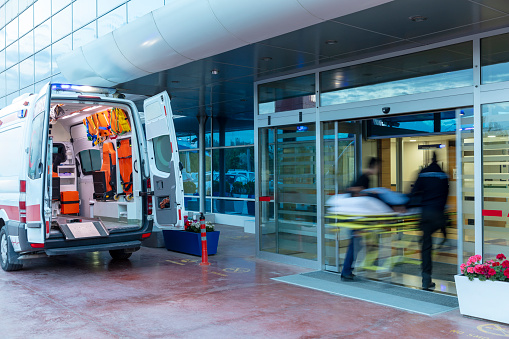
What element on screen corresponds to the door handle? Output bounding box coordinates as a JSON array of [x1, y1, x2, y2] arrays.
[[134, 160, 138, 173]]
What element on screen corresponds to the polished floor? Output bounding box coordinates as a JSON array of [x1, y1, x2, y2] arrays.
[[0, 224, 506, 339]]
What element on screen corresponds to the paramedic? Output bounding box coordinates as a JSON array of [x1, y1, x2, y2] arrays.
[[341, 157, 381, 281], [411, 152, 449, 291]]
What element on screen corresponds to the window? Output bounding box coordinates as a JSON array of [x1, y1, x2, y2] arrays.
[[258, 74, 316, 114], [28, 111, 46, 179], [481, 33, 509, 84], [152, 135, 172, 173], [78, 149, 102, 175], [73, 0, 97, 30]]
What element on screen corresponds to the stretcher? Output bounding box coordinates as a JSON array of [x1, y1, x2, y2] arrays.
[[326, 212, 422, 272]]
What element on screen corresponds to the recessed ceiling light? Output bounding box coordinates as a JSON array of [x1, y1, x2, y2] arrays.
[[409, 139, 417, 142], [409, 15, 427, 22], [261, 57, 272, 61], [211, 69, 219, 75], [325, 40, 338, 45]]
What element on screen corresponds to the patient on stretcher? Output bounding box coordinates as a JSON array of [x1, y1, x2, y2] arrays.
[[326, 187, 416, 215]]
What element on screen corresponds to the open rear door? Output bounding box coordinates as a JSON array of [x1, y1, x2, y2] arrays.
[[143, 91, 184, 228], [26, 83, 52, 244]]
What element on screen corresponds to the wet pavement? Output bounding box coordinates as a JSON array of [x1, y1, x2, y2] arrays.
[[0, 224, 507, 339]]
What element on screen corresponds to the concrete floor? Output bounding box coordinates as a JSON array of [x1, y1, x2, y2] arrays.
[[0, 224, 506, 339]]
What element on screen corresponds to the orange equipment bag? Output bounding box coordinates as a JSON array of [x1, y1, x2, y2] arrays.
[[94, 111, 113, 140], [117, 139, 133, 196], [110, 108, 131, 135], [101, 142, 117, 193], [61, 191, 79, 214]]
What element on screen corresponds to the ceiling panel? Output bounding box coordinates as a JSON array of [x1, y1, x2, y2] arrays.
[[336, 0, 505, 40]]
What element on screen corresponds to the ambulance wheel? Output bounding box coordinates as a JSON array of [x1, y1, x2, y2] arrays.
[[0, 228, 23, 272], [109, 249, 132, 260], [126, 194, 133, 202]]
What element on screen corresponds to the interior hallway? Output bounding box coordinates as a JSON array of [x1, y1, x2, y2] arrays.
[[0, 224, 504, 339]]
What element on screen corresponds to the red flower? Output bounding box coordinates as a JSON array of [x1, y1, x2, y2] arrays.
[[492, 262, 500, 267], [503, 260, 509, 268], [496, 253, 507, 260], [488, 268, 496, 276], [504, 269, 509, 279]]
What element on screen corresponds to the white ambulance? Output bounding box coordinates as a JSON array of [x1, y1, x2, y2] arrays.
[[0, 83, 184, 271]]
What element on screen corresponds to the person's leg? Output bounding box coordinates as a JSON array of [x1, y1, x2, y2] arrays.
[[341, 230, 356, 278], [421, 212, 434, 289]]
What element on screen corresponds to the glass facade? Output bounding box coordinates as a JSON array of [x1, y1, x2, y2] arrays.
[[0, 0, 168, 108], [177, 117, 255, 217]]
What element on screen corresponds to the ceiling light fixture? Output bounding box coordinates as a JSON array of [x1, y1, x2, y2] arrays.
[[409, 15, 427, 22], [325, 40, 338, 45], [409, 139, 417, 142], [211, 69, 219, 75]]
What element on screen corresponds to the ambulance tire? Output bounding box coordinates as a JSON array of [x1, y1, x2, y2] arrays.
[[109, 249, 132, 260], [0, 228, 23, 272]]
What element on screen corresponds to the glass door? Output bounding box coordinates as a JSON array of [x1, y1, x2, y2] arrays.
[[259, 123, 318, 260], [323, 121, 361, 271]]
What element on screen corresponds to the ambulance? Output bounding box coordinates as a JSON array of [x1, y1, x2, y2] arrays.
[[0, 83, 184, 271]]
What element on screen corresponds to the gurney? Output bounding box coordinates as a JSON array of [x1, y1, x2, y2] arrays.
[[325, 192, 422, 272]]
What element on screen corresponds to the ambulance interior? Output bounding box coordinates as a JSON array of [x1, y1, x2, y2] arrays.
[[47, 101, 143, 238]]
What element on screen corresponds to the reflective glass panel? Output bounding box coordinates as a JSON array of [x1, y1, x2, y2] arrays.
[[211, 147, 254, 198], [51, 34, 71, 74], [179, 150, 211, 196], [51, 5, 71, 42], [5, 0, 17, 22], [34, 46, 51, 82], [73, 0, 97, 30], [320, 42, 473, 106], [0, 6, 5, 30], [258, 74, 316, 114], [6, 65, 19, 94], [0, 27, 5, 51], [5, 41, 17, 68], [482, 102, 509, 259], [34, 0, 51, 26], [212, 117, 254, 147], [5, 17, 18, 45], [19, 5, 33, 37], [34, 19, 51, 51], [19, 55, 34, 88], [52, 0, 69, 14], [481, 33, 509, 84], [98, 0, 125, 17], [0, 49, 5, 72], [153, 135, 173, 173], [18, 30, 33, 60], [0, 71, 6, 97], [73, 21, 96, 49], [213, 198, 255, 217], [97, 4, 126, 37], [127, 0, 163, 22]]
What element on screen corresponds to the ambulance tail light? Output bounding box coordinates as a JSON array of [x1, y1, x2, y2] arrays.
[[19, 180, 26, 223], [146, 178, 153, 215]]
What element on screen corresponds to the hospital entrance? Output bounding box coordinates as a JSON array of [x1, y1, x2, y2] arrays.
[[259, 107, 474, 294]]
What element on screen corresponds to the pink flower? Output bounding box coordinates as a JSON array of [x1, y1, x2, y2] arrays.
[[460, 263, 466, 273], [497, 253, 507, 260], [503, 260, 509, 268], [474, 265, 484, 274], [488, 268, 496, 277], [492, 262, 500, 267], [467, 267, 475, 274]]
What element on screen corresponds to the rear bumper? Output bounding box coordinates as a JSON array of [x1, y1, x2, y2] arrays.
[[45, 240, 141, 256]]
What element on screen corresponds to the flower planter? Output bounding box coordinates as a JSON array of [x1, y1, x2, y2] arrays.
[[455, 274, 509, 324], [162, 230, 220, 256]]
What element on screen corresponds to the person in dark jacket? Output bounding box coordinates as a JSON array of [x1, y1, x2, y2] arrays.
[[411, 152, 449, 290], [341, 157, 380, 281]]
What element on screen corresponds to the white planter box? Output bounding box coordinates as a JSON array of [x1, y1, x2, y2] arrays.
[[455, 274, 509, 324]]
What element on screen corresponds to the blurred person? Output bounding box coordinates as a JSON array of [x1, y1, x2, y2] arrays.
[[410, 152, 449, 291], [341, 157, 381, 281]]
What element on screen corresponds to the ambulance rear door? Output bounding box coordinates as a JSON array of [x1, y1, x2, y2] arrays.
[[143, 91, 184, 228], [26, 83, 52, 244]]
